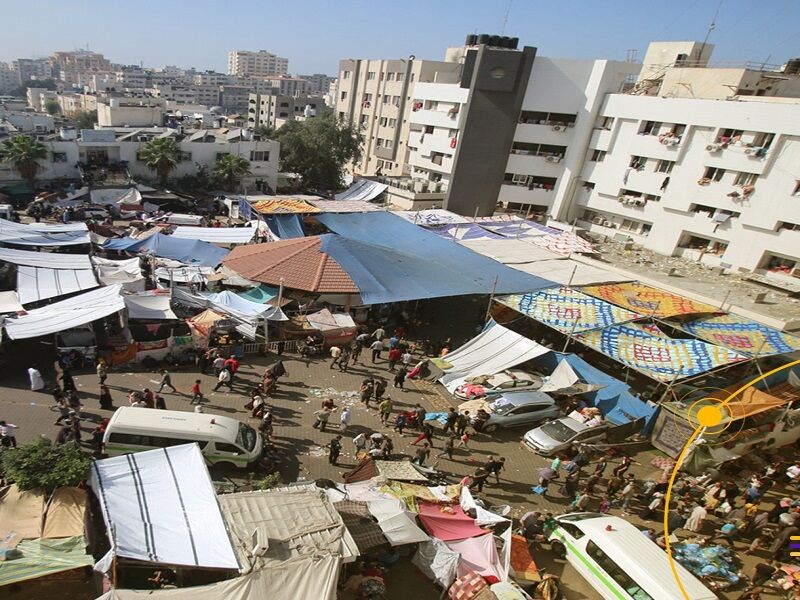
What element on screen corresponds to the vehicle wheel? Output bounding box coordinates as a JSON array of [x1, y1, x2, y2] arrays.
[[550, 540, 567, 559], [484, 424, 498, 433]]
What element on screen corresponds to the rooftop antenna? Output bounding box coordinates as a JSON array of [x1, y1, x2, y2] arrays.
[[500, 0, 513, 35], [699, 0, 723, 62]]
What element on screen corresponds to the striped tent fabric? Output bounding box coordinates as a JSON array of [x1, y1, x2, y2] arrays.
[[575, 322, 748, 382], [680, 314, 800, 356], [582, 282, 718, 318], [498, 287, 642, 334]]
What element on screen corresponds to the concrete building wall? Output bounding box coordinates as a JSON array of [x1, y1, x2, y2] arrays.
[[97, 104, 165, 127], [571, 93, 800, 274], [227, 51, 289, 78]]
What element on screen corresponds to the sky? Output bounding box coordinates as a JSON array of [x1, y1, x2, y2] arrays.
[[1, 0, 798, 75]]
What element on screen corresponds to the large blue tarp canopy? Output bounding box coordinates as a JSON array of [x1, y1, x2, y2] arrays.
[[535, 352, 657, 429], [263, 214, 305, 240], [103, 233, 228, 266], [316, 212, 553, 304]]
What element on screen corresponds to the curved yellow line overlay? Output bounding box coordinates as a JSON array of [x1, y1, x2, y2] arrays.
[[664, 358, 800, 599]]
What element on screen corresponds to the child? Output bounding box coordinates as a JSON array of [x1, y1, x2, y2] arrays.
[[190, 379, 203, 405], [437, 434, 456, 460], [456, 431, 470, 449]]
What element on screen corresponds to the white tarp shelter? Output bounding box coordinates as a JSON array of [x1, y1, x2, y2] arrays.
[[171, 226, 256, 245], [3, 284, 124, 340], [17, 265, 99, 304], [459, 238, 562, 264], [511, 259, 630, 286], [124, 294, 178, 320], [90, 188, 142, 206], [334, 179, 388, 202], [540, 359, 580, 393], [306, 308, 356, 331], [439, 321, 551, 392], [172, 288, 287, 322], [0, 247, 92, 269], [0, 291, 23, 313], [91, 256, 145, 292], [88, 444, 239, 571], [0, 218, 90, 246]]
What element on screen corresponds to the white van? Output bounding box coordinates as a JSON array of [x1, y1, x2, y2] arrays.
[[547, 513, 717, 600], [103, 407, 262, 468]]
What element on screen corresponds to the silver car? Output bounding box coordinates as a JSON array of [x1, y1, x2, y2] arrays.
[[481, 391, 560, 433], [523, 416, 609, 456]]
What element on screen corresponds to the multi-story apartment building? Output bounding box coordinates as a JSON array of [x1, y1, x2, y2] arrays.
[[53, 51, 112, 85], [13, 58, 55, 84], [297, 73, 336, 95], [247, 92, 328, 129], [335, 57, 461, 178], [262, 76, 310, 97], [193, 71, 236, 86], [0, 63, 17, 94], [227, 50, 289, 78]]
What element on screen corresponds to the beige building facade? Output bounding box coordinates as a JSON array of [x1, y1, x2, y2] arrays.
[[227, 50, 289, 78]]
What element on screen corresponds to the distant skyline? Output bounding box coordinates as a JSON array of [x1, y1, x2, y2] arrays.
[[1, 0, 798, 75]]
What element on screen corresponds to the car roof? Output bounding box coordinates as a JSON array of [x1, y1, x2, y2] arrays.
[[493, 390, 554, 407], [557, 416, 589, 432], [108, 407, 241, 443]]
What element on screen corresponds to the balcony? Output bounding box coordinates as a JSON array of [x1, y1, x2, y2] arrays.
[[703, 144, 769, 175], [629, 133, 681, 160], [589, 128, 612, 152], [506, 152, 564, 175], [498, 183, 557, 208], [409, 108, 461, 130], [514, 122, 575, 146]]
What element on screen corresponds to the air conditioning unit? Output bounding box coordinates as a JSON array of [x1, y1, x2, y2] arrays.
[[592, 217, 603, 225], [744, 147, 756, 155], [552, 125, 564, 132], [706, 143, 721, 152], [633, 199, 645, 206], [546, 156, 562, 163], [618, 196, 627, 202], [602, 220, 612, 227], [663, 137, 679, 146]]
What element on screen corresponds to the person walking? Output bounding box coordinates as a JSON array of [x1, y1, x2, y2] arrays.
[[96, 361, 108, 385], [340, 407, 352, 432], [486, 457, 505, 484], [223, 356, 240, 385], [456, 411, 469, 436], [353, 432, 367, 455], [442, 408, 458, 434], [393, 367, 407, 389], [213, 368, 233, 391], [60, 368, 76, 393], [190, 379, 203, 404], [157, 369, 177, 393], [437, 434, 456, 459], [412, 442, 430, 466], [99, 384, 113, 410], [470, 468, 491, 493], [338, 346, 351, 372], [401, 350, 412, 369], [313, 407, 333, 432], [328, 435, 342, 465], [374, 379, 387, 405], [0, 421, 18, 448], [28, 364, 46, 392], [456, 431, 470, 450], [372, 326, 386, 342], [619, 475, 637, 513], [212, 354, 225, 376], [360, 379, 375, 408], [350, 340, 362, 363], [393, 412, 408, 435], [411, 422, 435, 447], [329, 345, 342, 369], [685, 503, 708, 533], [370, 339, 384, 363], [413, 404, 426, 429], [378, 396, 393, 425], [612, 455, 638, 478], [564, 469, 582, 499], [387, 347, 401, 371]]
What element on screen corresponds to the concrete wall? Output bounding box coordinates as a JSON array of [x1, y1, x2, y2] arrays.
[[98, 104, 165, 127]]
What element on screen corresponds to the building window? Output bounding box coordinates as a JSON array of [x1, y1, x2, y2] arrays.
[[629, 156, 646, 170], [359, 115, 368, 125], [51, 152, 67, 163], [388, 118, 397, 128], [655, 160, 674, 174], [639, 120, 661, 135], [778, 222, 800, 232], [250, 150, 269, 162], [641, 224, 652, 236], [342, 70, 351, 79], [396, 73, 405, 82], [384, 139, 393, 150], [510, 173, 529, 185], [734, 171, 758, 186], [340, 91, 347, 101], [703, 166, 726, 182], [386, 72, 395, 81], [362, 93, 372, 103], [367, 71, 376, 80], [380, 117, 388, 126], [590, 149, 606, 162], [382, 95, 390, 105]]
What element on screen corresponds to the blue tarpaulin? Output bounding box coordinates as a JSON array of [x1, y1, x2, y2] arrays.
[[316, 212, 553, 304], [237, 284, 279, 304], [103, 233, 228, 266], [263, 214, 305, 240], [535, 352, 657, 429]]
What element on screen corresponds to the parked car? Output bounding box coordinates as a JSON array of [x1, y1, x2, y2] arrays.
[[523, 415, 610, 456], [454, 369, 542, 401], [479, 391, 560, 433], [56, 325, 97, 368]]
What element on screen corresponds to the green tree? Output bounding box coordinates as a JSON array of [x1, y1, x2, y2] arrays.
[[44, 100, 60, 115], [253, 124, 276, 139], [0, 135, 48, 189], [138, 138, 182, 187], [73, 109, 98, 130], [11, 78, 58, 97], [213, 153, 251, 191], [275, 114, 363, 190], [1, 439, 91, 492]]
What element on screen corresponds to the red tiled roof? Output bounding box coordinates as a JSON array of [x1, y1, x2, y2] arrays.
[[222, 236, 359, 294]]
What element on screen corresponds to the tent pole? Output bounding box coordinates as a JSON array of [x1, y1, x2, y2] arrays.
[[452, 223, 459, 242], [525, 206, 532, 221], [753, 339, 770, 391], [277, 277, 284, 307], [473, 207, 479, 222], [561, 318, 580, 353], [719, 289, 731, 310], [484, 275, 499, 323], [566, 264, 578, 289], [659, 369, 682, 403]]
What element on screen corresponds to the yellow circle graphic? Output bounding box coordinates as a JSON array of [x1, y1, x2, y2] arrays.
[[695, 405, 723, 427]]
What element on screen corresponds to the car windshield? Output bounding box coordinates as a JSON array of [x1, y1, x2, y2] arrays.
[[490, 400, 515, 415], [236, 423, 257, 452], [540, 420, 580, 443], [57, 329, 95, 346]]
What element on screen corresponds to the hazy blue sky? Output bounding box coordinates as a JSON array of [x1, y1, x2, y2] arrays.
[[1, 0, 797, 75]]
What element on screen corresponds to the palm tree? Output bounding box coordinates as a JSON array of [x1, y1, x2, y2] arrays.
[[0, 135, 48, 189], [214, 154, 251, 191], [138, 138, 182, 187]]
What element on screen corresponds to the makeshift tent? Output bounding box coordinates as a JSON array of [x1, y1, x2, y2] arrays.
[[0, 485, 46, 539], [88, 444, 239, 571], [307, 308, 356, 331], [0, 536, 93, 587], [41, 487, 88, 539], [237, 284, 279, 304], [17, 264, 99, 304], [0, 290, 23, 313], [424, 223, 505, 241], [531, 231, 596, 255], [105, 232, 229, 267], [95, 555, 340, 600], [173, 288, 287, 321], [223, 236, 359, 294], [446, 533, 505, 582], [249, 197, 320, 214], [365, 499, 429, 546], [478, 221, 560, 238], [539, 359, 579, 393], [3, 284, 124, 340], [91, 256, 145, 292], [417, 502, 485, 542], [498, 288, 641, 335], [0, 218, 90, 246], [390, 209, 471, 226], [508, 259, 629, 286], [458, 238, 562, 264], [171, 226, 256, 245], [90, 188, 142, 205], [335, 500, 387, 553], [263, 214, 305, 239], [187, 309, 224, 336], [679, 313, 800, 356], [412, 539, 460, 589], [0, 247, 91, 269], [374, 459, 430, 482], [309, 199, 382, 213], [437, 321, 551, 392], [334, 179, 388, 202], [582, 282, 718, 318], [153, 265, 215, 284], [379, 482, 461, 513], [124, 294, 178, 320], [575, 322, 748, 382]]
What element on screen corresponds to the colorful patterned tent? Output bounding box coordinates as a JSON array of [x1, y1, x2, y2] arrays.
[[679, 314, 800, 356], [250, 197, 321, 214], [575, 322, 748, 382], [424, 223, 505, 241], [478, 221, 560, 238], [498, 288, 642, 334], [582, 282, 718, 318], [531, 232, 596, 255]]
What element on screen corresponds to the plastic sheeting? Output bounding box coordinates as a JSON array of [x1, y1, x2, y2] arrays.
[[0, 247, 91, 269], [582, 282, 718, 318], [41, 487, 87, 539], [263, 214, 305, 240], [0, 536, 93, 587], [0, 291, 23, 313], [309, 199, 382, 213], [509, 259, 629, 286], [307, 308, 356, 331], [417, 502, 486, 542], [237, 284, 279, 304], [446, 533, 505, 582], [17, 265, 99, 304], [3, 284, 125, 340], [334, 179, 388, 202], [412, 538, 460, 589], [91, 256, 145, 292], [173, 288, 287, 321], [104, 233, 228, 267], [171, 226, 256, 245], [424, 223, 505, 241], [0, 485, 46, 539], [459, 238, 563, 264], [391, 209, 471, 226], [0, 218, 90, 246], [88, 444, 239, 571], [366, 499, 429, 546], [124, 294, 178, 320], [438, 321, 550, 392]]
